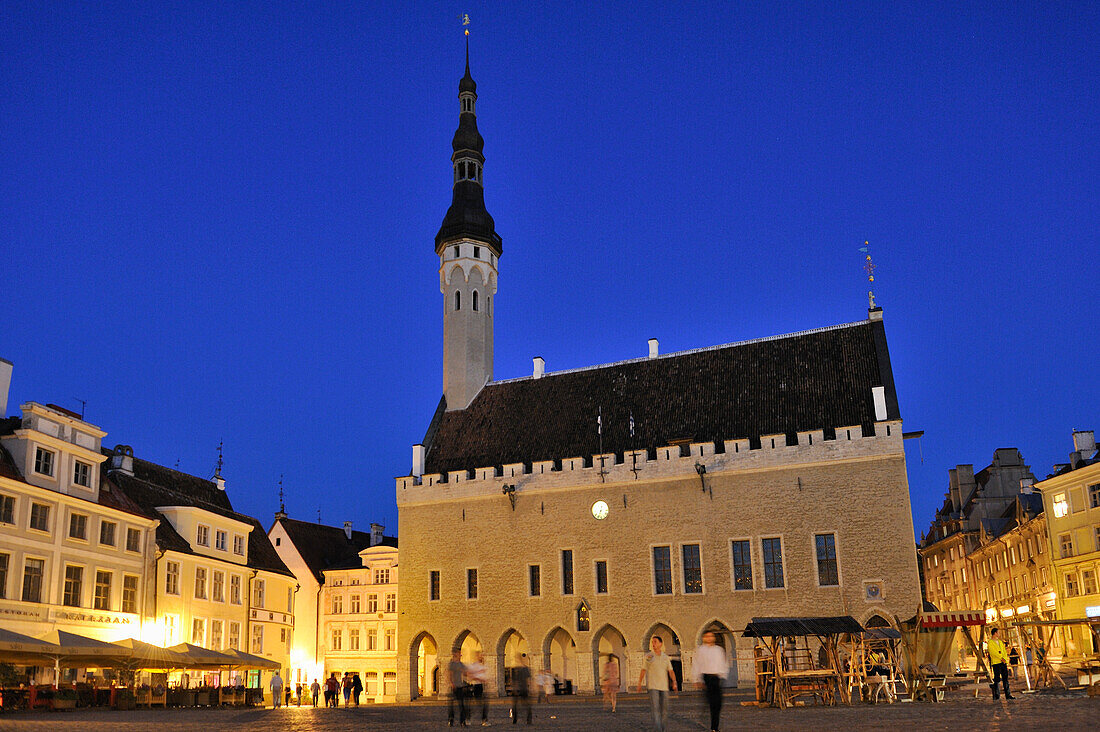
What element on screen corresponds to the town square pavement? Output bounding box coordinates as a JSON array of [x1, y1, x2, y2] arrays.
[[1, 691, 1096, 731]]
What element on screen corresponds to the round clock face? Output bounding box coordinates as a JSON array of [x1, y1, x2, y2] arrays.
[[591, 500, 609, 520]]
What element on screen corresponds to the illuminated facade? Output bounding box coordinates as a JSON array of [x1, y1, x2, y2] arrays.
[[1035, 430, 1100, 656]]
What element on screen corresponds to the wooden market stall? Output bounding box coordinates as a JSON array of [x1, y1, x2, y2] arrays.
[[897, 610, 989, 701], [743, 616, 865, 708], [847, 627, 907, 703], [1011, 618, 1099, 690]]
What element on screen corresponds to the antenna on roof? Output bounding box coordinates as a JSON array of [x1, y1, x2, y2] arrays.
[[73, 398, 87, 420], [859, 240, 877, 309], [317, 507, 322, 524]]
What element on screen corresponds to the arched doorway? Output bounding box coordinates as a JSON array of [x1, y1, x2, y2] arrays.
[[454, 630, 483, 664], [543, 627, 577, 694], [643, 622, 683, 690], [411, 631, 438, 700], [698, 619, 738, 687], [865, 614, 891, 628], [592, 624, 628, 693], [496, 628, 530, 696]]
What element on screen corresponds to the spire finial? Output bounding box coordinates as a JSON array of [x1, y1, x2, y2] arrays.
[[462, 14, 471, 74], [214, 440, 224, 478], [859, 240, 877, 309], [277, 474, 285, 513]]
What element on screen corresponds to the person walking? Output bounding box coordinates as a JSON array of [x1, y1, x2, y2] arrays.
[[692, 631, 728, 732], [987, 628, 1014, 700], [352, 673, 363, 706], [601, 657, 620, 713], [466, 651, 491, 725], [325, 672, 339, 707], [310, 678, 320, 707], [448, 649, 469, 727], [638, 635, 678, 732], [295, 682, 302, 706], [510, 653, 532, 725], [342, 672, 352, 707], [269, 671, 284, 709], [1008, 646, 1020, 678], [535, 669, 552, 704]]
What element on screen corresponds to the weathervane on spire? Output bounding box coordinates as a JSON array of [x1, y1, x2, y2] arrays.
[[214, 440, 224, 478], [462, 13, 470, 35], [277, 474, 285, 513], [859, 240, 877, 309]]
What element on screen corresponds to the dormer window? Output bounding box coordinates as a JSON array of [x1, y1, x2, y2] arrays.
[[233, 534, 245, 555], [197, 524, 210, 547], [73, 461, 91, 488], [34, 448, 54, 477]]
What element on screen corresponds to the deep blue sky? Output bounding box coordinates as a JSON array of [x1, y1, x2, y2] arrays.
[[2, 2, 1096, 539]]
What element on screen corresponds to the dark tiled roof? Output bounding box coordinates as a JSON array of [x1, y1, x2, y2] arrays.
[[105, 456, 293, 578], [275, 517, 397, 584], [423, 318, 899, 475], [0, 443, 23, 481]]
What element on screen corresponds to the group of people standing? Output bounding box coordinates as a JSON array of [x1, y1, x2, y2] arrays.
[[448, 650, 533, 726], [266, 670, 365, 708]]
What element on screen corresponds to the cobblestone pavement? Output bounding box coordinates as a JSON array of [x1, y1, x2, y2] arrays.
[[1, 692, 1096, 731]]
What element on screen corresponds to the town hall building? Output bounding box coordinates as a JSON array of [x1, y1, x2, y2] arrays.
[[395, 45, 922, 701]]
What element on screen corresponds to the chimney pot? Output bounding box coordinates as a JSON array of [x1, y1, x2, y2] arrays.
[[532, 357, 545, 379], [343, 521, 353, 540], [412, 444, 425, 478], [370, 522, 384, 546], [648, 338, 658, 359]]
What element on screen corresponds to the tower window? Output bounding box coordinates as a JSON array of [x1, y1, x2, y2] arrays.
[[454, 245, 460, 258], [473, 246, 480, 259], [472, 291, 479, 312], [455, 291, 461, 311]]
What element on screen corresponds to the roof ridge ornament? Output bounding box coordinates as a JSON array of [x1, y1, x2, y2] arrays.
[[859, 240, 877, 310]]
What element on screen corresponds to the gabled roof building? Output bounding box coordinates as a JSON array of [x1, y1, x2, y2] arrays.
[[395, 42, 922, 701]]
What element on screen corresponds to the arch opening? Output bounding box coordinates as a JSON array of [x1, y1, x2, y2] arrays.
[[592, 624, 627, 693], [643, 622, 683, 690], [410, 632, 439, 700], [543, 626, 578, 694], [496, 628, 530, 696], [698, 619, 739, 687]]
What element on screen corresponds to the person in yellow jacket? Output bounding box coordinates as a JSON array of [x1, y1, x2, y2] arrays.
[[986, 628, 1014, 700]]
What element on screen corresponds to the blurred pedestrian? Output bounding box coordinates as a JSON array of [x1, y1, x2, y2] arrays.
[[535, 669, 552, 703], [269, 671, 284, 708], [510, 653, 532, 725], [601, 657, 620, 713], [325, 672, 339, 707], [448, 649, 468, 727], [342, 672, 352, 706], [295, 682, 302, 706], [352, 673, 363, 706], [692, 631, 727, 732], [1008, 646, 1020, 678], [466, 651, 491, 725], [310, 678, 320, 706], [638, 635, 678, 732]]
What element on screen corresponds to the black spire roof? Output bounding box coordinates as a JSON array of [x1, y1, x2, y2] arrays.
[[435, 41, 501, 254]]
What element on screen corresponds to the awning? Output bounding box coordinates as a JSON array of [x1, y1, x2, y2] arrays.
[[110, 638, 191, 670], [919, 611, 985, 628], [861, 627, 902, 640], [220, 648, 281, 670], [742, 616, 865, 638], [168, 642, 241, 669], [35, 629, 122, 663], [0, 627, 61, 664]]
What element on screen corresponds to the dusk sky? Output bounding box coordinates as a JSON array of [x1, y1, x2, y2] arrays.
[[2, 2, 1096, 539]]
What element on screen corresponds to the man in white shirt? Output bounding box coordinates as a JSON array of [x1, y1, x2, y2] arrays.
[[465, 651, 491, 726], [638, 635, 678, 732], [692, 631, 728, 732]]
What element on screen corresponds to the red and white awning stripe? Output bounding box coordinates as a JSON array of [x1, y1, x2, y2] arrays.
[[920, 611, 986, 628]]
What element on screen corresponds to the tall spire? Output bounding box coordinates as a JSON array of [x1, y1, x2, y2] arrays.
[[435, 26, 500, 254]]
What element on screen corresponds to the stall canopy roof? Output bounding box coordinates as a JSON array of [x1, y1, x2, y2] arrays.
[[220, 648, 281, 670], [742, 616, 865, 638], [862, 627, 902, 640], [35, 629, 120, 658]]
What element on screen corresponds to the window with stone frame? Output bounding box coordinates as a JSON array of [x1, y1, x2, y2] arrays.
[[230, 574, 242, 604], [385, 593, 396, 612], [22, 558, 44, 602], [429, 570, 440, 601], [29, 503, 49, 532], [681, 544, 703, 594], [331, 629, 342, 651], [251, 624, 263, 654], [165, 561, 180, 595], [367, 629, 377, 650], [63, 565, 83, 606], [762, 537, 785, 589], [94, 570, 112, 610], [73, 460, 91, 487], [194, 567, 207, 600], [0, 494, 14, 524], [652, 546, 672, 595], [122, 575, 138, 613], [210, 619, 223, 649], [350, 594, 361, 613], [1059, 533, 1074, 558], [332, 593, 343, 614], [1082, 569, 1098, 596], [349, 628, 360, 650], [196, 524, 209, 547], [1090, 484, 1100, 509], [212, 570, 225, 602], [374, 568, 390, 585], [34, 447, 54, 476], [228, 621, 240, 650], [215, 530, 227, 551], [731, 539, 753, 590], [100, 520, 116, 546], [1065, 572, 1080, 597], [815, 533, 839, 586], [126, 527, 141, 552], [253, 578, 265, 608], [233, 534, 245, 555], [69, 513, 88, 540], [192, 617, 205, 645], [384, 628, 395, 651], [366, 594, 378, 613]]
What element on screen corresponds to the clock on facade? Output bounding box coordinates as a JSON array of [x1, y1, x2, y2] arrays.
[[591, 500, 609, 520]]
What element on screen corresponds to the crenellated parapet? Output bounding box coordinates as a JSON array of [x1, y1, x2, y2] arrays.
[[396, 419, 904, 505]]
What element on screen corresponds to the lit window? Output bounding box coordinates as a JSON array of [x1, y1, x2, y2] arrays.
[[165, 561, 180, 595], [762, 537, 785, 589], [731, 540, 753, 590], [652, 546, 672, 595], [63, 565, 83, 606], [122, 575, 138, 613], [73, 461, 91, 487], [681, 544, 702, 594], [34, 448, 54, 476], [1053, 493, 1069, 518]]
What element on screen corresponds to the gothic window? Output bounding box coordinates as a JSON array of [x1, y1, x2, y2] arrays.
[[455, 291, 461, 311], [454, 245, 460, 258], [472, 290, 479, 311]]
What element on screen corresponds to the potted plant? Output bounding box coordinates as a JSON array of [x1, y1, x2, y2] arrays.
[[52, 687, 78, 710], [195, 686, 212, 706], [115, 688, 136, 710]]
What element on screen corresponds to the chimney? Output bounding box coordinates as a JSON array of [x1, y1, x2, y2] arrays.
[[1072, 430, 1095, 459], [648, 338, 658, 359], [412, 444, 425, 478], [215, 475, 226, 491], [1020, 477, 1034, 495], [110, 445, 134, 476], [532, 357, 545, 379], [370, 522, 384, 546], [0, 358, 12, 417], [343, 521, 353, 541]]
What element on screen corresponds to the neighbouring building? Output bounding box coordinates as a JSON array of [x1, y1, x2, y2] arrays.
[[268, 515, 397, 697], [1035, 430, 1100, 656], [395, 48, 922, 701], [104, 445, 298, 689], [0, 397, 158, 666]]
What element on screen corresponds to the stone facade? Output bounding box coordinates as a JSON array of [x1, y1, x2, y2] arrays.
[[397, 419, 921, 700]]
